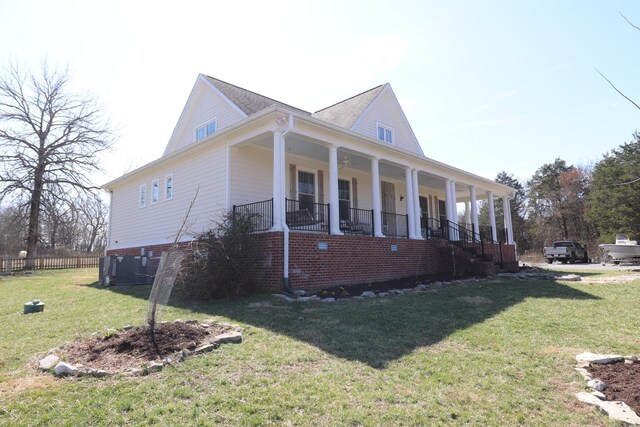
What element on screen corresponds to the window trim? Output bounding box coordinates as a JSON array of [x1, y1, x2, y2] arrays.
[[376, 122, 394, 144], [139, 183, 147, 208], [164, 174, 173, 201], [151, 178, 159, 204], [194, 117, 218, 142]]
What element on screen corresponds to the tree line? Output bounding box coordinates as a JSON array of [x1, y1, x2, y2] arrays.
[[478, 131, 640, 257]]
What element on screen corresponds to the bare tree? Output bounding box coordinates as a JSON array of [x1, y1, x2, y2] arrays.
[[0, 61, 114, 262]]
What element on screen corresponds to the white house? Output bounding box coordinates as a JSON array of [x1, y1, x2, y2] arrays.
[[103, 75, 516, 291]]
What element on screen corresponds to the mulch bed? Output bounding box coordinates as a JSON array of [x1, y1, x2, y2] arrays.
[[58, 322, 231, 372], [588, 361, 640, 416], [313, 273, 473, 299]]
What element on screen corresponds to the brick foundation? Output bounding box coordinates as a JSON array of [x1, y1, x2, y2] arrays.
[[107, 232, 518, 293]]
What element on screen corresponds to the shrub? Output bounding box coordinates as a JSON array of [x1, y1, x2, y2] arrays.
[[177, 211, 260, 300]]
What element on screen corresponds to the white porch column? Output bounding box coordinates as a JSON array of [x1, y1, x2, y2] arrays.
[[328, 146, 342, 235], [272, 129, 283, 231], [469, 185, 479, 241], [464, 201, 471, 226], [405, 167, 415, 239], [487, 191, 497, 241], [503, 196, 514, 244], [449, 180, 458, 240], [411, 169, 422, 239], [371, 157, 384, 237]]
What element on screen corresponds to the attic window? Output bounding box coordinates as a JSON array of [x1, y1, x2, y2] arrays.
[[377, 124, 394, 144], [195, 118, 217, 141]]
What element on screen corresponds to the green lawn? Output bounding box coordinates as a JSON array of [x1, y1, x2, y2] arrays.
[[1, 268, 638, 426]]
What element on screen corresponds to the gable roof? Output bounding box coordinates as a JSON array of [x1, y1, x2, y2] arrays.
[[203, 75, 311, 117], [312, 84, 386, 129]]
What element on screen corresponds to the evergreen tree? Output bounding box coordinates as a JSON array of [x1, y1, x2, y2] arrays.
[[588, 132, 640, 243]]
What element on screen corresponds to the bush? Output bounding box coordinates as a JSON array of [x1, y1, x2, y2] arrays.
[[177, 211, 260, 300]]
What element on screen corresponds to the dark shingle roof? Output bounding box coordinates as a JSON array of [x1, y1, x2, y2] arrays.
[[203, 75, 311, 116], [312, 84, 386, 129]]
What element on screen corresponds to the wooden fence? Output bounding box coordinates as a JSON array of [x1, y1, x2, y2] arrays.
[[0, 256, 100, 273]]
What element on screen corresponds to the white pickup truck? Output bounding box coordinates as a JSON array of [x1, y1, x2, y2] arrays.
[[543, 241, 589, 264]]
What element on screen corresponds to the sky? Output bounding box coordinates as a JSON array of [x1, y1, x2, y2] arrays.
[[1, 0, 639, 187]]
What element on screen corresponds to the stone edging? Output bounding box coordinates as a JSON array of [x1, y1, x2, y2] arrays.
[[574, 352, 640, 425], [37, 319, 242, 378], [272, 272, 583, 303]]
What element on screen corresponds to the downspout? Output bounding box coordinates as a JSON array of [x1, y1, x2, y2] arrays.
[[105, 189, 113, 257], [281, 115, 294, 293]]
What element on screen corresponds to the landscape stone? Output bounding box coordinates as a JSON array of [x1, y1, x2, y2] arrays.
[[212, 331, 243, 345], [361, 291, 376, 298], [574, 367, 592, 380], [378, 292, 389, 297], [591, 390, 606, 400], [557, 274, 582, 282], [576, 392, 640, 425], [587, 379, 606, 391], [146, 362, 163, 374], [296, 296, 313, 302], [54, 362, 78, 376], [293, 290, 307, 296], [194, 344, 216, 354], [415, 284, 427, 291], [576, 352, 624, 364], [321, 298, 336, 303], [38, 354, 60, 370]]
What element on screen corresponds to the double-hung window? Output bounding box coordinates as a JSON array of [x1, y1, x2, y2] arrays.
[[151, 179, 159, 204], [139, 184, 147, 208], [165, 174, 173, 200]]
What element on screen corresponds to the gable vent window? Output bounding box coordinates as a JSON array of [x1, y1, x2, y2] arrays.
[[195, 118, 217, 141], [377, 124, 394, 144]]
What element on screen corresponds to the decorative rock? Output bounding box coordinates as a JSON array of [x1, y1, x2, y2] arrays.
[[293, 290, 307, 296], [576, 352, 624, 364], [202, 318, 216, 325], [391, 289, 405, 295], [625, 355, 639, 362], [587, 379, 606, 392], [122, 325, 134, 330], [194, 344, 216, 354], [591, 390, 606, 400], [352, 296, 364, 300], [320, 298, 335, 303], [378, 292, 390, 297], [39, 354, 60, 370], [296, 296, 313, 302], [575, 360, 591, 369], [557, 274, 582, 282], [146, 362, 163, 374], [432, 281, 443, 288], [185, 319, 198, 325], [415, 284, 427, 291], [54, 362, 78, 376], [361, 291, 376, 298], [212, 331, 243, 345], [574, 367, 592, 381], [272, 293, 296, 302], [576, 392, 640, 425]]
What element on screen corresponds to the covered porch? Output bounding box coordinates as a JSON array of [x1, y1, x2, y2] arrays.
[[228, 121, 514, 246]]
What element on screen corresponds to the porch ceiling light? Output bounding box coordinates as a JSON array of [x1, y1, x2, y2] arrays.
[[340, 155, 351, 169]]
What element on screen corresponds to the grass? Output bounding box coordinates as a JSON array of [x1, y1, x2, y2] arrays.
[[1, 268, 639, 426]]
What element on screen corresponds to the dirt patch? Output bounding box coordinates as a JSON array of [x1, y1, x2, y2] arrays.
[[58, 322, 231, 372], [0, 375, 59, 396], [588, 361, 640, 416]]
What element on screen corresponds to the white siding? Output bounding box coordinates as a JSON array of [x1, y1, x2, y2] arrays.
[[163, 81, 245, 155], [109, 144, 228, 250], [351, 88, 422, 156], [230, 145, 273, 205]]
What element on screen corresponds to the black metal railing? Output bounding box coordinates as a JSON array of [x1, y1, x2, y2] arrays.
[[340, 207, 374, 236], [421, 216, 447, 239], [381, 211, 409, 238], [232, 198, 273, 232], [285, 198, 329, 233]]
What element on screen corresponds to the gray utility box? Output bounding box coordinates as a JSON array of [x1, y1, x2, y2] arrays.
[[99, 255, 161, 285]]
